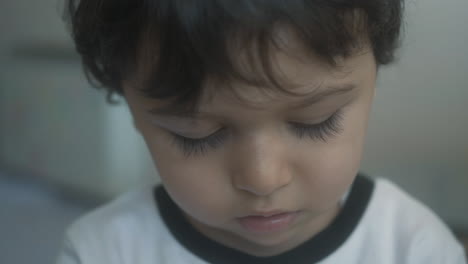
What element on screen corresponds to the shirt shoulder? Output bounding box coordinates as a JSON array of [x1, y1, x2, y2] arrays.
[[58, 186, 174, 264], [67, 185, 161, 237], [350, 177, 466, 263]]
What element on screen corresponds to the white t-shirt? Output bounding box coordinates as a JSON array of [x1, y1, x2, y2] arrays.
[[56, 175, 467, 264]]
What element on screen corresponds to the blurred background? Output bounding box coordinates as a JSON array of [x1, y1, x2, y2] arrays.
[[0, 0, 466, 263]]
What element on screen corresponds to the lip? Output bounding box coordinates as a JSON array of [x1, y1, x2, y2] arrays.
[[237, 211, 300, 234], [250, 210, 289, 217]]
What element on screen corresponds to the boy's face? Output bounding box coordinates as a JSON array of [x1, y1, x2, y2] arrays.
[[124, 44, 377, 256]]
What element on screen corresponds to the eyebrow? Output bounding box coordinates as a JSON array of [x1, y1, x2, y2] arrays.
[[147, 83, 357, 117], [289, 83, 357, 109]]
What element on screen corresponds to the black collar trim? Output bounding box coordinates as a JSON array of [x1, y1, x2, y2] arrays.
[[154, 174, 374, 264]]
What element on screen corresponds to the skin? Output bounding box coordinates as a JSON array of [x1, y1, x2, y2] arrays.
[[123, 42, 377, 257]]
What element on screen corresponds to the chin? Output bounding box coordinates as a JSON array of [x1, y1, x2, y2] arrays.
[[234, 228, 297, 255]]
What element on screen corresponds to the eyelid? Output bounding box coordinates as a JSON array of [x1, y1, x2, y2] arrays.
[[288, 117, 330, 127], [145, 114, 222, 138], [173, 127, 224, 140], [169, 107, 346, 157], [289, 109, 344, 141], [170, 127, 229, 157], [172, 111, 337, 139], [288, 110, 337, 125]]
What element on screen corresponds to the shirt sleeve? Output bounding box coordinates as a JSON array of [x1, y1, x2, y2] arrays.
[[406, 226, 467, 264], [441, 244, 467, 264], [56, 236, 83, 264]]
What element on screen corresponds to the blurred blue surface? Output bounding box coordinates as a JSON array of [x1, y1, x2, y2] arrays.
[[0, 171, 93, 264]]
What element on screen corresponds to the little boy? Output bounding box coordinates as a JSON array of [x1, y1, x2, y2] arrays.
[[58, 0, 466, 263]]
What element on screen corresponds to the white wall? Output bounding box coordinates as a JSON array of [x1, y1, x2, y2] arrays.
[[361, 0, 468, 228], [0, 0, 466, 226]]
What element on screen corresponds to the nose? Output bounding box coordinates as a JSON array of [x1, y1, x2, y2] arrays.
[[230, 134, 292, 197]]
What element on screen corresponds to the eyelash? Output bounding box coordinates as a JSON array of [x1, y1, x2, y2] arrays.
[[170, 110, 344, 157], [289, 110, 344, 141], [170, 129, 228, 158]]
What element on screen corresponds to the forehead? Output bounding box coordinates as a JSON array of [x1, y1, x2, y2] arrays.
[[199, 46, 375, 110], [130, 48, 376, 119], [126, 29, 376, 115]]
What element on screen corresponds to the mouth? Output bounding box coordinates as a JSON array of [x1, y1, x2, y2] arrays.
[[236, 211, 301, 234]]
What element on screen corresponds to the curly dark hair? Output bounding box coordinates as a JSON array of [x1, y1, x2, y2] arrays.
[[64, 0, 404, 111]]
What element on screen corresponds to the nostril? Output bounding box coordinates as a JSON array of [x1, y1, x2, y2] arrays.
[[230, 137, 293, 196], [233, 175, 291, 197]]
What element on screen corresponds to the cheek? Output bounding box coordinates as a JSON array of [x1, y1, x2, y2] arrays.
[[293, 145, 360, 209], [143, 133, 234, 224], [310, 145, 362, 192], [293, 101, 369, 207]]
